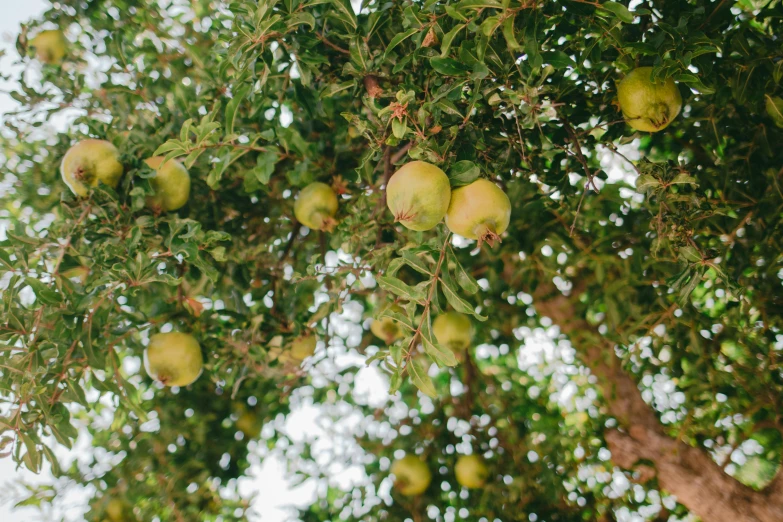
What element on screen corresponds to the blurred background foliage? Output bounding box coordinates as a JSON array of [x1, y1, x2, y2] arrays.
[[1, 0, 782, 520]]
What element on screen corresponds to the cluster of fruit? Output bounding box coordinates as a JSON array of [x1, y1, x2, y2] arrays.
[[391, 452, 489, 496]]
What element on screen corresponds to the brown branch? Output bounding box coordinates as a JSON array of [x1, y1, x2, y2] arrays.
[[534, 286, 783, 522], [363, 75, 383, 99]]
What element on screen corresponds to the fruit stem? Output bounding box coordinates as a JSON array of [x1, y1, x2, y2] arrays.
[[473, 222, 501, 248]]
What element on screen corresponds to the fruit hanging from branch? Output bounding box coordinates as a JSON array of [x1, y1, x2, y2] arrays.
[[143, 332, 204, 387], [143, 157, 191, 212], [445, 178, 511, 247], [60, 139, 124, 197], [386, 161, 451, 231], [617, 67, 682, 132], [30, 29, 67, 65], [370, 304, 405, 345], [390, 454, 431, 496], [433, 311, 473, 355], [294, 182, 339, 232], [455, 454, 489, 489]]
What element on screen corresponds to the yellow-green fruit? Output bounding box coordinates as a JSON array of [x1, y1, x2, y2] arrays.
[[433, 312, 472, 353], [455, 454, 489, 489], [766, 95, 783, 128], [370, 305, 405, 344], [445, 179, 511, 247], [617, 67, 682, 132], [391, 455, 431, 496], [31, 30, 67, 65], [290, 334, 317, 361], [294, 182, 338, 231], [144, 332, 203, 387], [236, 411, 262, 438], [106, 498, 125, 522], [144, 157, 191, 211], [386, 161, 451, 231], [60, 139, 124, 197]]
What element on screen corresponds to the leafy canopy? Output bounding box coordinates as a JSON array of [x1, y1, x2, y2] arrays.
[[1, 0, 783, 521]]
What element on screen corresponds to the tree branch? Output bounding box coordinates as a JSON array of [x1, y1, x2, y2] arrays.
[[534, 286, 783, 522]]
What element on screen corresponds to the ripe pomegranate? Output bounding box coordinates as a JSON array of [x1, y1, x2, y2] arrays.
[[386, 161, 451, 231], [455, 454, 489, 489], [294, 182, 338, 231], [31, 30, 67, 65], [433, 312, 472, 354], [144, 157, 191, 212], [445, 178, 510, 247], [143, 332, 203, 387], [60, 139, 124, 197], [617, 67, 682, 132], [391, 454, 431, 496]]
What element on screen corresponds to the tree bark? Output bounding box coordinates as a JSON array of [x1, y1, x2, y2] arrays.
[[534, 289, 783, 522]]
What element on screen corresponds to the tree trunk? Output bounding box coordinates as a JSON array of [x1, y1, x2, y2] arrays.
[[534, 290, 783, 522]]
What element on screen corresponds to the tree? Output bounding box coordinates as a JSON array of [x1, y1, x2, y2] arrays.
[[1, 0, 782, 520]]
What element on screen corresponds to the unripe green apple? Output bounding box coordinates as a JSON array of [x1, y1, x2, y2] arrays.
[[294, 182, 338, 231], [445, 179, 510, 247], [455, 454, 489, 489], [617, 67, 682, 132], [144, 332, 203, 387], [433, 311, 472, 354], [386, 161, 451, 231], [60, 139, 124, 197], [236, 411, 262, 438], [144, 157, 191, 211], [31, 30, 67, 65], [370, 305, 405, 344], [391, 454, 431, 496]]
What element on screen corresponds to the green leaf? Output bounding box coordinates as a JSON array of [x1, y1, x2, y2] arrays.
[[448, 247, 479, 295], [400, 251, 433, 276], [377, 275, 426, 302], [408, 357, 437, 398], [225, 85, 250, 136], [430, 57, 471, 76], [501, 16, 521, 50], [384, 28, 418, 58], [420, 312, 458, 367], [329, 0, 357, 30], [448, 160, 480, 187], [440, 267, 487, 321], [440, 24, 466, 58], [598, 1, 635, 23]]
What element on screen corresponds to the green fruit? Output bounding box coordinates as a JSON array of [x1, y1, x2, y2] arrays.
[[455, 454, 489, 489], [236, 411, 262, 438], [294, 182, 338, 231], [31, 30, 67, 65], [290, 334, 317, 361], [433, 312, 472, 354], [445, 179, 511, 247], [617, 67, 682, 132], [370, 305, 405, 344], [391, 455, 431, 496], [386, 161, 451, 231], [106, 498, 126, 522], [60, 140, 124, 197], [144, 157, 191, 211], [765, 95, 783, 128], [144, 332, 203, 387]]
